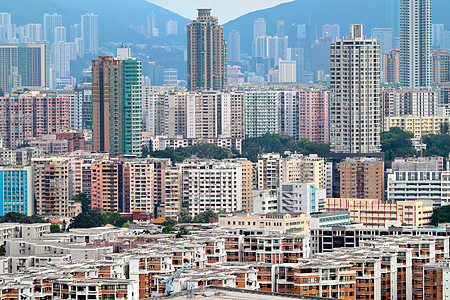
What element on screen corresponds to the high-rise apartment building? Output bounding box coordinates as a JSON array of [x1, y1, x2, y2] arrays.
[[228, 30, 240, 63], [383, 48, 400, 84], [52, 42, 71, 82], [54, 26, 66, 43], [432, 49, 450, 84], [43, 13, 62, 44], [257, 153, 283, 190], [73, 158, 95, 201], [330, 24, 381, 154], [33, 157, 69, 217], [159, 166, 181, 219], [91, 161, 123, 213], [371, 28, 393, 54], [120, 53, 142, 157], [166, 20, 178, 36], [163, 68, 178, 85], [81, 13, 98, 55], [179, 160, 243, 217], [433, 24, 444, 48], [400, 0, 432, 90], [298, 89, 328, 143], [340, 157, 384, 201], [282, 154, 326, 190], [187, 9, 226, 91], [244, 91, 279, 138], [92, 47, 142, 157], [0, 44, 49, 93], [253, 18, 266, 40], [0, 93, 70, 149], [226, 158, 253, 212], [71, 83, 93, 131], [279, 91, 299, 139], [0, 166, 33, 216], [392, 90, 438, 117], [123, 160, 154, 214]]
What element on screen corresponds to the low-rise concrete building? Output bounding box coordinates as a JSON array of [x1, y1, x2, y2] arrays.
[[218, 212, 310, 235]]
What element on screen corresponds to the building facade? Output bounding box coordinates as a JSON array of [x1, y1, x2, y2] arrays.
[[330, 24, 381, 153], [33, 158, 69, 217], [400, 0, 432, 90], [92, 50, 142, 158], [187, 9, 226, 91], [0, 44, 49, 93], [0, 166, 33, 216]]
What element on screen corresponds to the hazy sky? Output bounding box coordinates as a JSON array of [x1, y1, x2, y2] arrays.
[[146, 0, 293, 23]]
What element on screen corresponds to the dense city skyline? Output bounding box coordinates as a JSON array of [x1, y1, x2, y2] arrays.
[[1, 1, 450, 299]]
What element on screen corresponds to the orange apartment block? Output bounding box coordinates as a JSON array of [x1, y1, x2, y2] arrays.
[[277, 261, 357, 299], [128, 252, 174, 299], [422, 260, 449, 299], [91, 161, 123, 212], [339, 157, 384, 201], [363, 237, 447, 300], [223, 235, 242, 262]]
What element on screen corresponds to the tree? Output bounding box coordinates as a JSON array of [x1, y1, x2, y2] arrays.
[[241, 133, 330, 162], [50, 223, 61, 233], [73, 193, 90, 213], [192, 211, 218, 223], [423, 134, 450, 158], [178, 208, 192, 223], [440, 122, 449, 135], [431, 206, 450, 226], [102, 212, 122, 226], [122, 220, 132, 228], [162, 224, 175, 233], [381, 128, 418, 168], [149, 143, 232, 163], [176, 226, 190, 238], [69, 210, 105, 229], [0, 212, 47, 224], [163, 218, 177, 227], [141, 145, 150, 158]]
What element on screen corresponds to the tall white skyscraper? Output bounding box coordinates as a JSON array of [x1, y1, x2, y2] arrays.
[[166, 20, 177, 36], [400, 0, 432, 90], [54, 26, 66, 43], [330, 24, 381, 154], [433, 24, 444, 48], [371, 28, 393, 54], [81, 13, 98, 54], [43, 13, 62, 44], [253, 18, 266, 40], [52, 42, 71, 81], [228, 30, 240, 63], [23, 24, 43, 43]]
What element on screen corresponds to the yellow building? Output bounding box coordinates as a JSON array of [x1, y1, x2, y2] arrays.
[[282, 154, 325, 189], [385, 116, 450, 137], [218, 212, 311, 235], [161, 167, 182, 220], [226, 158, 253, 212], [327, 198, 433, 228]]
